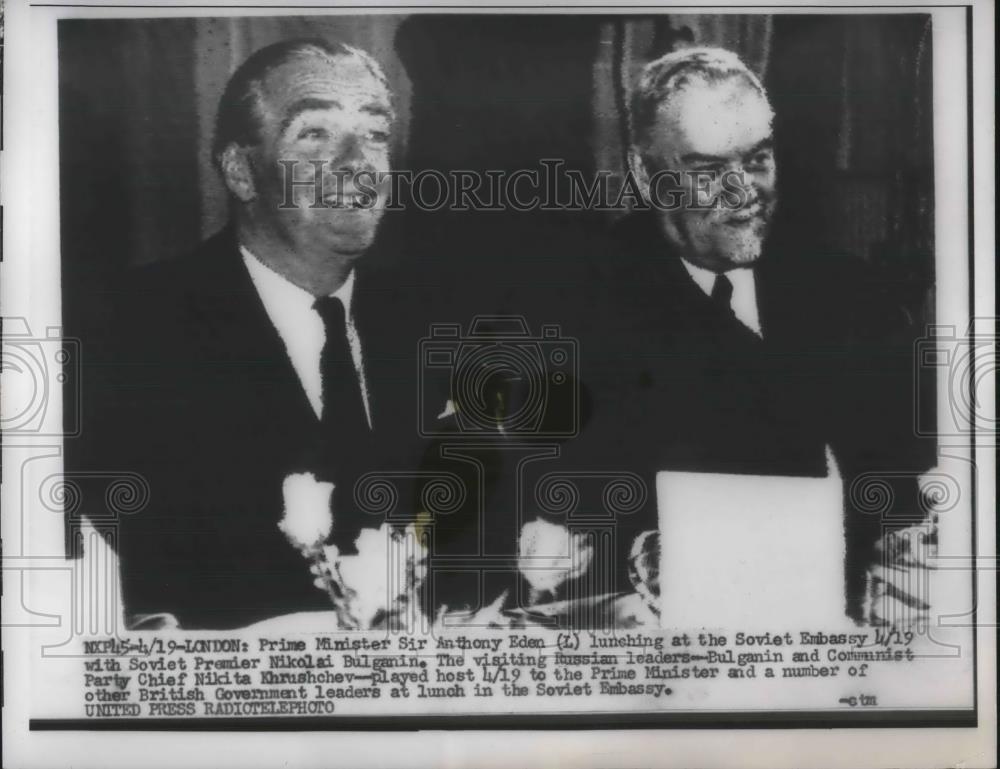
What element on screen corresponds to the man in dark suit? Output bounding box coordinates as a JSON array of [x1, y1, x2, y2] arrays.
[[74, 38, 442, 629], [573, 48, 936, 621]]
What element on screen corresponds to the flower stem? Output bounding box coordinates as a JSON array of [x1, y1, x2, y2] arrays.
[[311, 549, 361, 630]]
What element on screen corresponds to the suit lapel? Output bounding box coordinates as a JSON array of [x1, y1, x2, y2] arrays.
[[352, 260, 422, 443], [193, 231, 422, 473], [618, 215, 763, 350], [190, 230, 320, 443]]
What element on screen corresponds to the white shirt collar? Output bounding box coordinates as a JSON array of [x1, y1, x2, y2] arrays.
[[679, 257, 763, 338], [239, 244, 369, 422], [239, 245, 356, 315]]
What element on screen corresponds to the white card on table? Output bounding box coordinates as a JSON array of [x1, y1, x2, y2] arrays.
[[656, 470, 846, 628]]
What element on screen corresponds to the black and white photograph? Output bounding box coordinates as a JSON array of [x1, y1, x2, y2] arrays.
[[1, 1, 994, 767]]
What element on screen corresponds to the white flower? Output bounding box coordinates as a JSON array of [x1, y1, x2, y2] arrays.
[[518, 519, 593, 595], [335, 524, 428, 627], [279, 472, 335, 551], [314, 523, 427, 627]]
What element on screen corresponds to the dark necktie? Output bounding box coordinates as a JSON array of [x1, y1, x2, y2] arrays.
[[711, 273, 734, 314], [313, 295, 371, 552], [313, 296, 370, 450]]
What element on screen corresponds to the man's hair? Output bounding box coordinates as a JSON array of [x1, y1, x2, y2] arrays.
[[212, 37, 392, 170], [629, 47, 769, 150]]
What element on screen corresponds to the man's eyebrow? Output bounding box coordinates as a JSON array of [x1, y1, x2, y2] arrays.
[[278, 99, 394, 132], [361, 103, 393, 120], [743, 138, 774, 157], [280, 98, 341, 132], [681, 152, 729, 165], [681, 138, 774, 165]]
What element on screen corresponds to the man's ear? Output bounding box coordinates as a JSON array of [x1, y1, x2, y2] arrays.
[[219, 144, 257, 203], [630, 148, 685, 246], [627, 147, 652, 204]]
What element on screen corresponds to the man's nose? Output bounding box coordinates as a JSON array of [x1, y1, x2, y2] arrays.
[[725, 167, 759, 208], [330, 132, 368, 172]]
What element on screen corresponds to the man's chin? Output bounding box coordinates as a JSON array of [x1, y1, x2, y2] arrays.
[[316, 221, 380, 257], [331, 233, 375, 253], [723, 249, 763, 267], [715, 230, 766, 267]]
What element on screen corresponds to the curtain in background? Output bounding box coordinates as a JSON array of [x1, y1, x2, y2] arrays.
[[60, 19, 201, 273], [766, 14, 934, 324]]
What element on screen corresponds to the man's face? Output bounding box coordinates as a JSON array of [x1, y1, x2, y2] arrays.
[[247, 53, 393, 259], [640, 77, 777, 272]]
